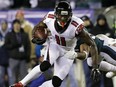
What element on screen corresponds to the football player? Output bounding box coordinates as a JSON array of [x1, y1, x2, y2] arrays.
[[96, 34, 116, 78], [10, 1, 100, 87], [74, 34, 116, 79]]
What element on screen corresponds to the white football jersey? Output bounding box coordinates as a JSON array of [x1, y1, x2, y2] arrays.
[[43, 11, 84, 50]]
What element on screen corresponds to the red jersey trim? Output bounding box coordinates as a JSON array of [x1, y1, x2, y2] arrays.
[[48, 14, 54, 19], [71, 20, 79, 27]]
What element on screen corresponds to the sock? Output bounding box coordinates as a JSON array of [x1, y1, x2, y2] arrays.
[[99, 61, 116, 72], [30, 74, 46, 87], [20, 65, 42, 86]]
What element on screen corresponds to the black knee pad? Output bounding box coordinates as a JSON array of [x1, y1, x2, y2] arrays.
[[40, 61, 51, 72], [52, 76, 62, 87]]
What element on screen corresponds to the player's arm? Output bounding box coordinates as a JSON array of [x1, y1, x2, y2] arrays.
[[31, 21, 48, 45], [78, 29, 99, 68], [78, 29, 101, 82], [66, 43, 89, 60], [32, 21, 47, 36], [76, 52, 88, 60], [77, 43, 90, 60]]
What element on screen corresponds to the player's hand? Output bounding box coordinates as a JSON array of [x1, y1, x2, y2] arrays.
[[64, 51, 78, 60], [31, 37, 46, 45], [90, 68, 101, 82], [9, 82, 24, 87]]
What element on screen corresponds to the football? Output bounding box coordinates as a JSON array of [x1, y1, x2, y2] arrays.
[[33, 26, 48, 40]]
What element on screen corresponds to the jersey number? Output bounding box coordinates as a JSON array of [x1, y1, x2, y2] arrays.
[[55, 35, 66, 46]]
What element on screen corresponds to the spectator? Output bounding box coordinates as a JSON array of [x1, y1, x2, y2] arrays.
[[29, 0, 38, 8], [0, 0, 12, 10], [93, 14, 113, 37], [81, 15, 94, 33], [11, 0, 31, 8], [4, 19, 31, 83], [0, 20, 12, 87], [15, 10, 36, 70], [36, 0, 56, 9]]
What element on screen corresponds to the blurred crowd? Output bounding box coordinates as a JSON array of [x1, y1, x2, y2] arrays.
[[0, 0, 116, 10], [0, 0, 116, 87], [0, 10, 36, 87]]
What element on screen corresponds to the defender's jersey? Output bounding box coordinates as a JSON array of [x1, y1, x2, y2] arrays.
[[43, 11, 84, 50], [96, 34, 116, 46]]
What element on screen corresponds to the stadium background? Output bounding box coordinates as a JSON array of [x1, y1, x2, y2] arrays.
[[0, 0, 115, 87]]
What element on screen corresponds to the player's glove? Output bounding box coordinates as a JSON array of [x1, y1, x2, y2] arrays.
[[31, 24, 47, 45], [31, 37, 46, 45], [90, 68, 101, 82], [64, 51, 78, 60], [9, 82, 24, 87]]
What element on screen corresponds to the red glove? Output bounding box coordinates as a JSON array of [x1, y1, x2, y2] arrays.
[[10, 82, 24, 87]]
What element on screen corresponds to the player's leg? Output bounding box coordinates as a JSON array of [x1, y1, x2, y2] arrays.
[[87, 58, 116, 72], [19, 60, 28, 81], [100, 45, 116, 65], [52, 56, 74, 87], [99, 48, 116, 78], [99, 61, 116, 78], [29, 74, 46, 87], [29, 68, 53, 87], [39, 80, 53, 87], [40, 55, 74, 87], [99, 61, 116, 71], [0, 66, 5, 87], [17, 43, 59, 86], [87, 57, 116, 79]]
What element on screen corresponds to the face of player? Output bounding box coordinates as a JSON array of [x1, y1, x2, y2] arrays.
[[55, 11, 71, 28]]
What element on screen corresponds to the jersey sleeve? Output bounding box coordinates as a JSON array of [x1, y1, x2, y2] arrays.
[[43, 11, 55, 24], [75, 18, 84, 35]]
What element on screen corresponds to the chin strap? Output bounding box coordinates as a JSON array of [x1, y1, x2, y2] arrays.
[[83, 51, 89, 59], [60, 22, 65, 28], [57, 21, 66, 28]]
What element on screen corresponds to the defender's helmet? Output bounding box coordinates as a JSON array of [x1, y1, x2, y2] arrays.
[[55, 1, 72, 27]]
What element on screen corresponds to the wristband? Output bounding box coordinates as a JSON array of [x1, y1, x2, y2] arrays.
[[74, 52, 78, 58], [83, 51, 89, 59]]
